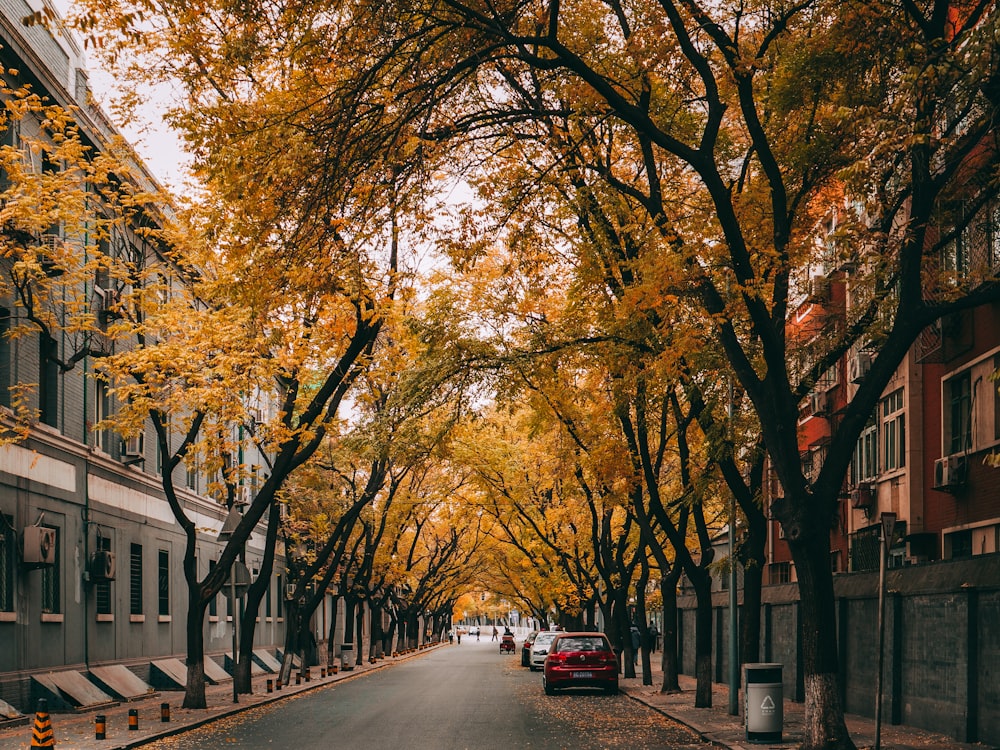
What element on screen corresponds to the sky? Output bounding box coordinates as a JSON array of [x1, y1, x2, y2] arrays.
[[53, 0, 190, 192]]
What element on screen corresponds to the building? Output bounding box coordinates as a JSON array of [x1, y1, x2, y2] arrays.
[[0, 1, 286, 712]]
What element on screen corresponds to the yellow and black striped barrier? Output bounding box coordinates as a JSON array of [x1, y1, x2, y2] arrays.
[[30, 698, 55, 747]]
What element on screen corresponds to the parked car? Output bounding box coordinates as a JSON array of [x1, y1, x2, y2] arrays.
[[542, 632, 619, 695], [529, 630, 560, 671], [521, 631, 539, 667]]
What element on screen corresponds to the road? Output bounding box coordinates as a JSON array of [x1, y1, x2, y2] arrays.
[[142, 637, 709, 749]]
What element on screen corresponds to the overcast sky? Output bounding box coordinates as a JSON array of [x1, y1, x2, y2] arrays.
[[53, 0, 190, 192]]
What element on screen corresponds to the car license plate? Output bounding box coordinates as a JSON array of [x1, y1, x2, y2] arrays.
[[571, 671, 593, 678]]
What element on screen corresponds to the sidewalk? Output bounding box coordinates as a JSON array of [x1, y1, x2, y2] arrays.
[[0, 646, 440, 750], [619, 663, 992, 750]]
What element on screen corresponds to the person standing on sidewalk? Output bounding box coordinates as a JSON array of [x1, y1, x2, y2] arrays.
[[630, 624, 641, 665]]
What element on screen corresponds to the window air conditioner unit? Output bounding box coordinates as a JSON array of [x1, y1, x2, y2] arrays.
[[94, 285, 122, 321], [121, 433, 145, 459], [849, 351, 873, 383], [90, 550, 117, 581], [809, 391, 829, 417], [933, 455, 968, 492], [38, 234, 65, 277], [849, 482, 874, 509], [22, 526, 56, 567]]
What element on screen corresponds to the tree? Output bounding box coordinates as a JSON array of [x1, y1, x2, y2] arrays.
[[368, 1, 1000, 745]]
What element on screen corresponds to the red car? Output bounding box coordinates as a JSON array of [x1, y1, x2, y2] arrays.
[[542, 632, 619, 695]]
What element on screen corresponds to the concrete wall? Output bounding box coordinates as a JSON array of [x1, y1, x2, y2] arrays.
[[0, 432, 286, 713], [677, 555, 1000, 745]]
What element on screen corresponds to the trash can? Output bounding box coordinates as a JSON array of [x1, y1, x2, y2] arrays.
[[744, 663, 782, 743], [340, 643, 354, 671]]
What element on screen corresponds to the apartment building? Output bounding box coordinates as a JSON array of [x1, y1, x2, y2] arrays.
[[0, 1, 285, 712]]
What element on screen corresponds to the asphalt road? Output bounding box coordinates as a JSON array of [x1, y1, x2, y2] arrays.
[[142, 638, 709, 750]]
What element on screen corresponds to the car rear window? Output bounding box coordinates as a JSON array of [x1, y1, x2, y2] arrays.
[[554, 636, 610, 653]]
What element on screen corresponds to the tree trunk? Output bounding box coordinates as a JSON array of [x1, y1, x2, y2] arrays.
[[660, 570, 682, 693], [636, 559, 652, 686], [790, 536, 856, 750], [384, 610, 397, 655], [740, 553, 763, 665], [182, 590, 210, 709], [690, 568, 714, 708], [369, 601, 383, 659], [739, 496, 768, 666], [406, 610, 420, 649], [234, 622, 254, 695], [326, 595, 340, 670], [614, 589, 636, 679], [355, 600, 366, 666], [278, 601, 300, 686]]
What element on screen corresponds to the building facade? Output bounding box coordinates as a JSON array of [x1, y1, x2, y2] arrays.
[[0, 0, 286, 712]]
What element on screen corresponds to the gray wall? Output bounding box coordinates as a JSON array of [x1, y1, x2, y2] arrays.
[[677, 555, 1000, 745], [0, 434, 286, 713]]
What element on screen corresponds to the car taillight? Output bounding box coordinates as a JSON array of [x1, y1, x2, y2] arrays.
[[547, 653, 565, 665]]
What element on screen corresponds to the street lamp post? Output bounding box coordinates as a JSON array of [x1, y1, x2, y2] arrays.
[[729, 495, 739, 716], [874, 511, 897, 750], [727, 376, 739, 717]]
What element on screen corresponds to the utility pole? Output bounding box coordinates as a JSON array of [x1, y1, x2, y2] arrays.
[[875, 511, 897, 750], [728, 377, 739, 716]]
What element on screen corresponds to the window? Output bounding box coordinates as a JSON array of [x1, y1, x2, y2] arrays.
[[852, 418, 878, 483], [276, 575, 283, 619], [1, 515, 14, 612], [817, 363, 838, 391], [129, 544, 143, 617], [95, 535, 112, 617], [39, 335, 59, 428], [41, 527, 60, 614], [948, 371, 972, 455], [95, 380, 113, 453], [158, 549, 170, 617], [265, 575, 272, 619], [769, 562, 792, 584], [881, 388, 905, 472], [946, 529, 973, 559]]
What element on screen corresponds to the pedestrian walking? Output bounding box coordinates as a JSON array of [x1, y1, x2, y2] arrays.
[[630, 624, 640, 664], [492, 626, 499, 641]]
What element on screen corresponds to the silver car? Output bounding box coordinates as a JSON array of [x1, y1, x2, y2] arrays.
[[529, 631, 559, 671]]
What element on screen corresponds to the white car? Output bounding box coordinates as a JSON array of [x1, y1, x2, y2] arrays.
[[529, 631, 559, 671]]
